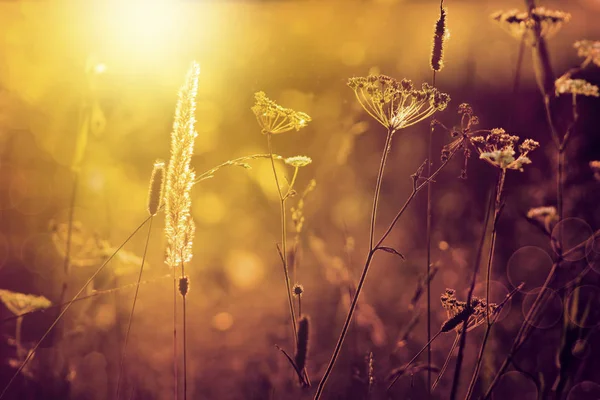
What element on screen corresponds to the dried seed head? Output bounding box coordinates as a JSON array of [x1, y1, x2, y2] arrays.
[[431, 7, 447, 72], [292, 283, 304, 297], [251, 92, 311, 135], [147, 160, 166, 216], [164, 62, 200, 268], [491, 7, 571, 45], [179, 276, 190, 297], [347, 75, 450, 130], [294, 315, 310, 372]]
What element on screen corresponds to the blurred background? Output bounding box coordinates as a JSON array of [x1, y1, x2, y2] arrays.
[[1, 0, 600, 399]]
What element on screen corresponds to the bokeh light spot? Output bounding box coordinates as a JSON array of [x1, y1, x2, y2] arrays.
[[193, 192, 226, 225], [551, 218, 593, 261], [225, 250, 264, 290], [212, 312, 234, 331], [521, 287, 562, 329], [567, 381, 600, 400], [506, 246, 553, 293]]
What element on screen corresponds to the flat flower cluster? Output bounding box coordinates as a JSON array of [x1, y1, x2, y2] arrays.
[[347, 74, 450, 131], [555, 75, 600, 97], [491, 7, 571, 45], [473, 128, 540, 172], [575, 40, 600, 68], [252, 91, 311, 135]]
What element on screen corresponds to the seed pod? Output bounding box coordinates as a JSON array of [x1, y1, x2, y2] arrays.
[[147, 160, 166, 216], [178, 276, 190, 297], [294, 316, 310, 373], [431, 7, 447, 72], [441, 306, 472, 332]]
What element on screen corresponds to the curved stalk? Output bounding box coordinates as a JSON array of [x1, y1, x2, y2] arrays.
[[314, 129, 394, 399], [116, 217, 154, 399], [0, 216, 151, 399]]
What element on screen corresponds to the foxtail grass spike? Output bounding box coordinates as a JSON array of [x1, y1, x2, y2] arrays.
[[148, 160, 166, 216], [295, 316, 310, 374], [431, 5, 447, 72]]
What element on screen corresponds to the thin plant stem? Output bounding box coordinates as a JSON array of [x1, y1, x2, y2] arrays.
[[314, 129, 394, 399], [267, 133, 298, 340], [428, 45, 439, 394], [15, 317, 24, 360], [483, 230, 594, 399], [0, 216, 151, 400], [315, 133, 459, 399], [182, 295, 187, 400], [388, 331, 443, 391], [464, 326, 493, 399], [431, 333, 460, 391], [482, 263, 558, 399], [173, 276, 179, 400], [369, 130, 394, 250], [448, 187, 495, 400], [375, 148, 458, 249], [463, 171, 505, 399], [426, 124, 434, 393], [266, 133, 310, 385], [116, 217, 154, 399], [181, 261, 187, 400]]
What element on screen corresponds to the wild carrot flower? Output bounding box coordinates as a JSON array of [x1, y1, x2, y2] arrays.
[[251, 92, 311, 135], [555, 75, 599, 97], [491, 8, 571, 45], [347, 74, 450, 131], [474, 129, 539, 172], [527, 206, 558, 233], [440, 289, 497, 333], [285, 156, 313, 168], [0, 290, 52, 315], [164, 62, 200, 269], [574, 40, 600, 67]]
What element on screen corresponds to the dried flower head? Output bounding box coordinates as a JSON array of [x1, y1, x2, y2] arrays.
[[527, 206, 557, 220], [0, 290, 52, 315], [574, 40, 600, 68], [475, 129, 539, 171], [440, 289, 497, 333], [431, 7, 447, 72], [347, 74, 450, 131], [436, 103, 481, 178], [285, 156, 313, 168], [164, 62, 200, 269], [251, 92, 311, 135], [491, 8, 571, 45], [293, 283, 304, 297], [555, 75, 599, 97], [147, 160, 166, 216], [527, 206, 558, 233]]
